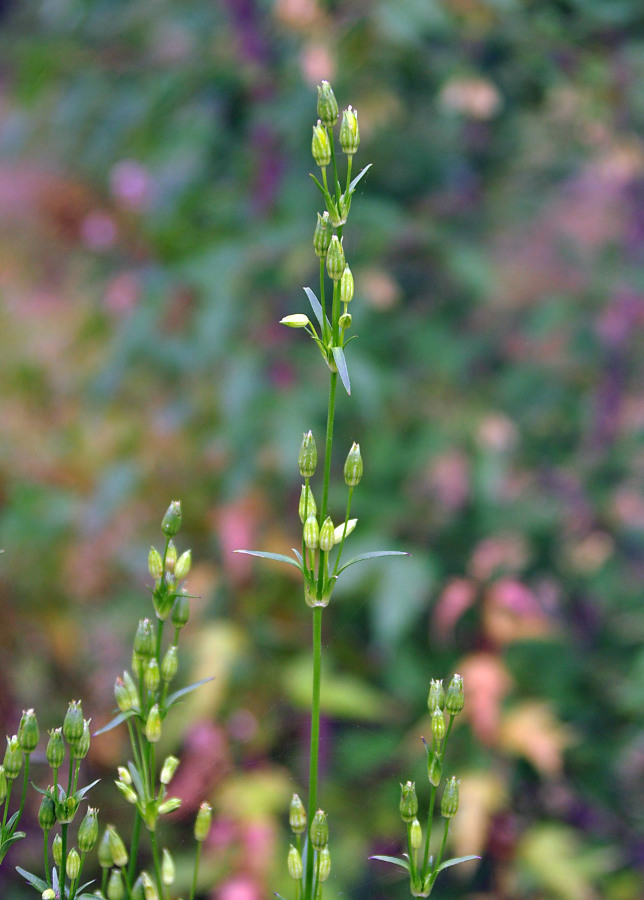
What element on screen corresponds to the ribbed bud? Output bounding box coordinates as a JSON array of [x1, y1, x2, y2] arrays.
[[162, 848, 175, 886], [3, 735, 22, 780], [132, 875, 145, 900], [399, 781, 418, 823], [98, 827, 113, 868], [160, 755, 180, 785], [71, 718, 91, 759], [18, 708, 39, 753], [57, 795, 79, 824], [145, 705, 162, 743], [63, 700, 84, 744], [158, 796, 182, 815], [175, 549, 192, 581], [107, 869, 124, 900], [38, 793, 56, 831], [46, 728, 65, 769], [148, 547, 163, 580], [310, 809, 328, 850], [298, 431, 317, 478], [340, 106, 360, 155], [410, 818, 422, 851], [339, 312, 352, 330], [0, 767, 6, 803], [431, 708, 446, 742], [326, 235, 345, 281], [312, 121, 331, 167], [66, 847, 80, 880], [141, 871, 159, 900], [134, 619, 155, 660], [78, 807, 99, 852], [115, 779, 138, 805], [161, 501, 182, 537], [287, 844, 303, 880], [194, 801, 213, 842], [313, 211, 333, 257], [52, 833, 63, 867], [42, 890, 56, 900], [428, 679, 445, 713], [317, 81, 339, 126], [171, 592, 190, 630], [343, 442, 363, 486], [281, 314, 311, 328], [445, 674, 464, 716], [319, 517, 335, 553], [340, 266, 354, 305], [299, 484, 317, 524], [165, 541, 177, 574], [318, 846, 331, 882], [441, 776, 460, 818], [303, 515, 320, 550], [428, 753, 442, 788], [289, 793, 307, 834], [161, 646, 179, 683], [333, 518, 357, 544], [108, 825, 129, 868], [144, 658, 160, 694]]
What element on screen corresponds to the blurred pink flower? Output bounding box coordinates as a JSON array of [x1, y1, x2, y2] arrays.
[[110, 160, 153, 210], [80, 210, 117, 250], [215, 875, 261, 900], [104, 271, 140, 317], [432, 578, 477, 640], [427, 450, 470, 512]]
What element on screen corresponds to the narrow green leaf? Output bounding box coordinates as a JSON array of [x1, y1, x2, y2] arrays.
[[128, 761, 145, 799], [15, 866, 49, 892], [369, 854, 410, 872], [332, 346, 351, 395], [234, 549, 303, 570], [338, 550, 409, 574], [165, 676, 214, 708], [93, 709, 137, 737], [1, 832, 26, 855], [349, 163, 373, 194], [291, 548, 303, 565], [74, 779, 100, 801], [303, 287, 325, 331], [436, 854, 481, 873]]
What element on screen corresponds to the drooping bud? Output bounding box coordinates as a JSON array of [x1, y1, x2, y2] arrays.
[[428, 679, 445, 713], [340, 266, 354, 305], [18, 708, 39, 753], [175, 549, 192, 581], [160, 755, 180, 785], [63, 700, 84, 744], [118, 766, 132, 785], [145, 705, 162, 743], [281, 314, 311, 328], [52, 833, 63, 867], [317, 81, 339, 126], [312, 121, 331, 167], [134, 619, 155, 660], [98, 827, 113, 868], [441, 776, 460, 818], [115, 779, 138, 805], [141, 871, 159, 900], [399, 781, 418, 822], [165, 541, 177, 574], [46, 728, 65, 769], [107, 868, 124, 900], [145, 658, 160, 695], [343, 442, 363, 487], [161, 645, 179, 683], [326, 235, 345, 281], [78, 807, 99, 852], [304, 515, 320, 550], [71, 718, 91, 759], [108, 825, 129, 868], [299, 484, 317, 524], [339, 312, 352, 330], [3, 735, 22, 780], [171, 592, 190, 630], [161, 501, 182, 537], [162, 848, 175, 886], [431, 708, 446, 742], [428, 753, 442, 787], [340, 106, 360, 155], [148, 547, 163, 580], [158, 796, 182, 815], [38, 793, 56, 831], [298, 431, 317, 478], [287, 844, 303, 880], [66, 847, 81, 881], [194, 801, 213, 842], [289, 793, 307, 834], [410, 818, 422, 851], [445, 674, 464, 716], [313, 211, 333, 257], [310, 809, 329, 850], [318, 846, 331, 881], [319, 517, 335, 553]]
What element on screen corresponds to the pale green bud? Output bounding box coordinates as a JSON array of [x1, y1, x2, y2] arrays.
[[144, 658, 160, 694], [310, 809, 328, 850], [78, 806, 99, 853], [445, 674, 464, 716], [162, 848, 175, 885], [299, 484, 317, 524], [428, 753, 442, 788], [71, 718, 91, 759], [304, 515, 319, 550], [115, 779, 138, 805], [339, 312, 352, 330], [108, 825, 129, 868], [399, 781, 418, 822], [313, 211, 333, 257], [107, 869, 124, 900], [145, 705, 162, 743], [312, 121, 331, 167], [326, 235, 345, 281], [298, 430, 317, 478], [63, 700, 83, 744], [319, 517, 335, 553], [432, 708, 446, 742], [160, 755, 180, 785], [161, 645, 179, 683], [148, 547, 163, 580], [194, 801, 213, 842], [134, 619, 154, 659], [98, 827, 113, 868], [441, 776, 460, 818], [117, 766, 131, 785], [175, 549, 192, 581], [0, 766, 6, 803], [289, 793, 307, 834], [158, 796, 182, 815], [287, 844, 303, 880], [165, 540, 177, 574], [46, 728, 65, 768], [161, 501, 182, 537], [340, 266, 354, 304], [52, 833, 63, 867], [141, 871, 159, 900], [317, 81, 339, 126], [42, 890, 56, 900], [4, 734, 23, 780], [344, 442, 363, 486], [318, 846, 331, 881], [38, 793, 56, 831], [410, 818, 422, 851], [281, 314, 311, 328], [340, 106, 360, 155], [333, 518, 357, 544], [66, 847, 81, 880]]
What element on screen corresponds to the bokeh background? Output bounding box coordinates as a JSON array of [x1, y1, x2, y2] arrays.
[[2, 1, 644, 898]]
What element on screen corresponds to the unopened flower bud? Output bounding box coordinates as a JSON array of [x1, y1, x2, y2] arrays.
[[304, 515, 319, 550], [441, 776, 460, 818], [299, 484, 317, 524], [161, 501, 182, 537], [18, 708, 39, 753], [165, 541, 177, 574], [46, 728, 65, 769], [148, 547, 163, 580], [194, 801, 213, 842], [333, 518, 357, 544], [66, 847, 81, 880], [326, 235, 345, 281], [141, 871, 159, 900], [71, 718, 91, 759], [145, 658, 160, 694], [78, 807, 99, 852], [175, 549, 191, 581], [319, 517, 335, 552], [340, 106, 360, 155], [145, 705, 162, 743], [431, 708, 446, 742], [58, 795, 79, 824], [162, 848, 175, 886], [318, 846, 331, 881], [287, 844, 303, 880], [314, 211, 333, 257], [344, 442, 363, 486], [310, 809, 328, 850], [98, 827, 113, 868], [399, 781, 418, 822], [132, 875, 145, 900], [63, 700, 84, 744], [3, 735, 22, 780], [107, 869, 124, 900], [161, 645, 179, 683], [108, 825, 129, 868], [134, 619, 154, 659], [339, 312, 352, 330], [428, 679, 445, 713], [428, 753, 442, 787], [42, 890, 56, 900], [299, 431, 317, 478], [158, 796, 182, 815], [445, 674, 464, 716], [38, 793, 56, 831], [410, 818, 422, 851], [312, 121, 331, 167], [160, 755, 179, 785], [289, 793, 307, 834], [115, 779, 138, 805], [317, 80, 339, 126], [52, 833, 63, 867], [340, 266, 354, 305], [171, 592, 190, 630], [281, 314, 311, 328], [118, 766, 131, 785]]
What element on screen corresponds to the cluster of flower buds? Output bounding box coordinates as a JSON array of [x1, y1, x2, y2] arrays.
[[149, 501, 192, 622], [287, 795, 330, 895]]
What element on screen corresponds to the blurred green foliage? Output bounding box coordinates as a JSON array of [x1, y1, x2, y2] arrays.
[[2, 0, 644, 898]]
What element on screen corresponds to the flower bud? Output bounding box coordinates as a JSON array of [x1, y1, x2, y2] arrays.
[[171, 592, 190, 630], [194, 801, 213, 842], [0, 766, 6, 803], [340, 106, 360, 155], [165, 540, 177, 574], [339, 312, 352, 330], [145, 705, 162, 743], [281, 314, 311, 328], [162, 848, 175, 886], [66, 847, 80, 880], [287, 844, 303, 880], [431, 708, 446, 742], [428, 753, 442, 787], [343, 442, 363, 487], [319, 517, 335, 553], [298, 430, 317, 478], [38, 793, 56, 831], [57, 795, 79, 824], [299, 484, 317, 524], [399, 781, 418, 823], [148, 546, 163, 580], [445, 674, 464, 716], [145, 658, 160, 695], [108, 825, 129, 868], [141, 871, 159, 900], [158, 796, 182, 815], [42, 890, 56, 900], [340, 266, 354, 305], [333, 518, 357, 544], [428, 679, 445, 713], [312, 121, 331, 167], [71, 718, 91, 759], [161, 501, 182, 537], [52, 833, 63, 867], [160, 645, 179, 684], [46, 728, 65, 769], [289, 793, 307, 834], [304, 514, 319, 550], [3, 735, 22, 780], [118, 766, 131, 785], [115, 779, 138, 805], [18, 708, 39, 753], [410, 818, 422, 851], [132, 875, 145, 900], [134, 619, 155, 660], [326, 235, 345, 281], [63, 700, 84, 744], [318, 846, 331, 881], [175, 549, 192, 581], [310, 809, 328, 850], [98, 827, 113, 868], [78, 807, 99, 852], [317, 81, 339, 126], [107, 869, 124, 900], [160, 755, 179, 785], [313, 211, 333, 257], [441, 776, 460, 818]]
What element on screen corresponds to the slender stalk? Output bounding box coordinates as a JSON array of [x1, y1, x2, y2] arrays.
[[16, 754, 30, 826], [150, 829, 164, 897], [332, 487, 353, 576], [304, 606, 323, 900], [430, 818, 450, 886], [43, 829, 50, 882], [60, 823, 68, 900], [422, 786, 436, 876], [127, 809, 142, 886], [189, 842, 203, 900], [406, 821, 418, 888], [318, 373, 338, 529], [1, 784, 11, 830]]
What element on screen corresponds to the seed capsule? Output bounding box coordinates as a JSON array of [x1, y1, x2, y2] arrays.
[[304, 515, 320, 550], [145, 658, 160, 694], [175, 549, 192, 580], [310, 809, 328, 850], [63, 700, 84, 744], [326, 235, 346, 281], [194, 801, 213, 842], [171, 592, 190, 630], [317, 80, 339, 126], [340, 106, 360, 155], [428, 753, 442, 787], [318, 846, 331, 881], [66, 847, 80, 880], [18, 708, 39, 753], [428, 679, 445, 713], [52, 833, 63, 867], [299, 484, 317, 524], [107, 868, 124, 900], [148, 546, 163, 580], [287, 844, 303, 880], [445, 674, 464, 716], [145, 705, 162, 743], [3, 736, 22, 780], [46, 728, 65, 769], [78, 807, 99, 853], [161, 501, 182, 537], [161, 645, 179, 683], [298, 431, 317, 478], [71, 718, 91, 760], [38, 793, 56, 831], [441, 776, 460, 818], [399, 781, 418, 823], [313, 211, 333, 257], [319, 517, 335, 553], [312, 121, 331, 167], [431, 708, 446, 742], [289, 793, 307, 834], [0, 767, 6, 803], [134, 619, 155, 660], [343, 442, 363, 487], [340, 266, 354, 305]]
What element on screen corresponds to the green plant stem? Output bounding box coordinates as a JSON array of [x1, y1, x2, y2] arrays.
[[319, 259, 328, 342], [60, 823, 68, 900], [407, 821, 418, 888], [2, 783, 12, 830], [16, 754, 30, 826], [328, 130, 340, 202], [332, 487, 353, 576], [430, 818, 450, 887], [422, 786, 436, 876], [345, 155, 353, 196], [318, 373, 338, 532], [190, 842, 203, 900], [43, 829, 50, 882], [128, 809, 142, 886], [304, 606, 323, 900], [101, 868, 108, 896], [150, 829, 164, 897]]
